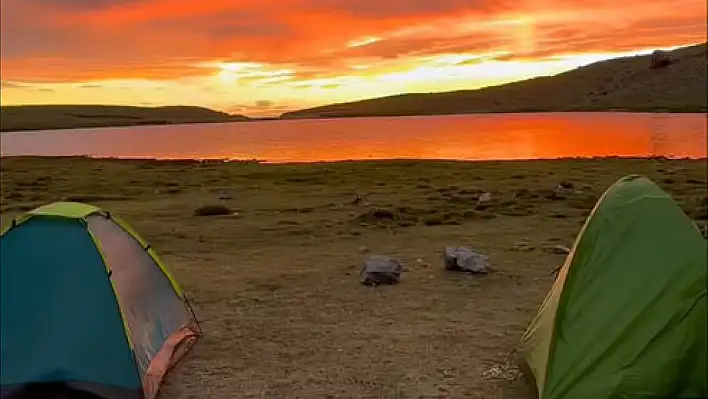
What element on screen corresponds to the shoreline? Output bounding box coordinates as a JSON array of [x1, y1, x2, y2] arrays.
[[2, 108, 706, 133], [1, 155, 707, 166], [279, 107, 708, 121], [0, 118, 246, 134]]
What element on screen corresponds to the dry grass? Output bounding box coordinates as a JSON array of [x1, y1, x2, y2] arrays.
[[1, 156, 706, 399]]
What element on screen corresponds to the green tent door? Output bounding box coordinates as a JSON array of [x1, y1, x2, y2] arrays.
[[521, 175, 707, 399]]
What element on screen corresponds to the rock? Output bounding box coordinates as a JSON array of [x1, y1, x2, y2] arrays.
[[650, 50, 673, 70], [360, 255, 403, 285], [358, 245, 370, 254], [443, 246, 489, 274], [478, 192, 492, 203]]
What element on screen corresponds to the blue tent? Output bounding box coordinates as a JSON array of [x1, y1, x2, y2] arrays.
[[1, 202, 201, 399]]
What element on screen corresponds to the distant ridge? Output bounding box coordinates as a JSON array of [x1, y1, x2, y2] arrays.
[[281, 42, 707, 119], [0, 105, 249, 132]]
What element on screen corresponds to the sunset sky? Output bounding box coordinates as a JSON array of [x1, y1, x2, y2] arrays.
[[1, 0, 706, 117]]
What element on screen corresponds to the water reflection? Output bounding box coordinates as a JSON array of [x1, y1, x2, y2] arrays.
[[1, 112, 705, 162], [648, 115, 670, 157]]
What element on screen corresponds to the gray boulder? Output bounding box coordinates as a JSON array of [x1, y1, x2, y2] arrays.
[[444, 246, 489, 274], [360, 255, 403, 285]]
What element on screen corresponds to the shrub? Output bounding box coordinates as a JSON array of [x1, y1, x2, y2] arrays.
[[194, 204, 232, 216]]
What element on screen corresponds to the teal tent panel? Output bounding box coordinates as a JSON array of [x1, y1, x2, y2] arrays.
[[0, 218, 140, 390], [86, 215, 191, 377]]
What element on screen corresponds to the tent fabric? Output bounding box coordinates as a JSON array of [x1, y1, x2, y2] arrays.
[[85, 215, 192, 376], [0, 202, 201, 399], [27, 201, 102, 220], [1, 218, 141, 390], [520, 175, 707, 399]]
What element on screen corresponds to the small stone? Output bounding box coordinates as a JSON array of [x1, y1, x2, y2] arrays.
[[478, 192, 492, 203], [360, 255, 403, 286], [443, 246, 489, 274], [358, 245, 370, 254]]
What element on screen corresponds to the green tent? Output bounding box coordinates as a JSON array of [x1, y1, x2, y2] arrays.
[[1, 202, 201, 399], [520, 175, 707, 399]]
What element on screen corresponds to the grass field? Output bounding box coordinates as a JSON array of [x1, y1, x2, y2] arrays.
[[1, 156, 706, 398]]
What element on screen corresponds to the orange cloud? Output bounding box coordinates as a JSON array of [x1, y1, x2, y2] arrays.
[[1, 0, 705, 114]]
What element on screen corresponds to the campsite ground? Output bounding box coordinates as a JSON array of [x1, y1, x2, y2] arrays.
[[1, 156, 706, 399]]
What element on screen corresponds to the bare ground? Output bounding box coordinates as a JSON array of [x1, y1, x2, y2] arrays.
[[1, 156, 706, 399]]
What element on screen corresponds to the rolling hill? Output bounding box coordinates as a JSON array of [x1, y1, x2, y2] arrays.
[[0, 105, 249, 132], [281, 42, 707, 119]]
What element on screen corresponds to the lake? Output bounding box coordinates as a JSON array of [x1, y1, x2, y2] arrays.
[[1, 112, 706, 163]]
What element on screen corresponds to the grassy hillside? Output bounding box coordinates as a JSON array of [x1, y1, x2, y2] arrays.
[[282, 43, 708, 119], [0, 105, 249, 132]]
